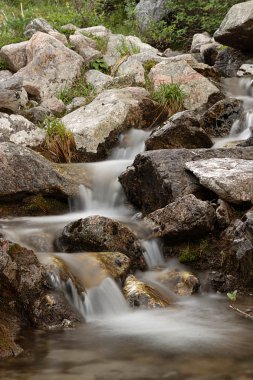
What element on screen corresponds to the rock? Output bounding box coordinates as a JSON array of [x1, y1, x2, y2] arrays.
[[0, 76, 28, 112], [24, 18, 56, 38], [66, 97, 86, 113], [56, 216, 146, 270], [91, 252, 131, 282], [216, 199, 233, 229], [156, 269, 200, 296], [214, 1, 253, 51], [190, 32, 212, 53], [0, 70, 12, 81], [214, 47, 253, 77], [238, 136, 253, 147], [79, 25, 111, 39], [237, 63, 253, 77], [116, 56, 145, 85], [0, 142, 77, 201], [41, 97, 66, 115], [0, 318, 23, 359], [0, 41, 28, 72], [185, 158, 253, 204], [14, 32, 83, 100], [135, 0, 169, 30], [144, 194, 216, 241], [123, 275, 170, 308], [129, 51, 165, 65], [149, 59, 221, 110], [119, 147, 253, 213], [48, 31, 68, 45], [61, 24, 79, 33], [145, 111, 213, 150], [103, 34, 159, 67], [24, 105, 51, 123], [69, 34, 101, 63], [199, 98, 243, 138], [85, 69, 113, 92], [200, 42, 220, 66], [61, 87, 157, 159], [0, 112, 45, 147]]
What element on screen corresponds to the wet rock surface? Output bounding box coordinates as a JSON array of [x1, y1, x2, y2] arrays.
[[156, 269, 200, 296], [56, 216, 146, 270]]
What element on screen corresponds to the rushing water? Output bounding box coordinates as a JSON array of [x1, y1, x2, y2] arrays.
[[0, 126, 253, 379]]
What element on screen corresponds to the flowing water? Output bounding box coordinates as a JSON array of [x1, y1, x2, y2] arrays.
[[0, 123, 253, 379]]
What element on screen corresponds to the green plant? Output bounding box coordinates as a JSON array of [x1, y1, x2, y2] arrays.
[[117, 37, 140, 57], [43, 117, 76, 163], [94, 35, 109, 54], [0, 57, 8, 69], [152, 83, 186, 116], [143, 60, 157, 73], [179, 246, 198, 263], [227, 290, 237, 302], [89, 58, 110, 74], [58, 75, 95, 105]]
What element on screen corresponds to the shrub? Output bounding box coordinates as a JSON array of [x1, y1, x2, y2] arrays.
[[152, 83, 186, 116], [43, 117, 76, 163]]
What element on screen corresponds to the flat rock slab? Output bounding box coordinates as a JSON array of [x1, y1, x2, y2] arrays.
[[61, 87, 156, 159], [185, 158, 253, 204]]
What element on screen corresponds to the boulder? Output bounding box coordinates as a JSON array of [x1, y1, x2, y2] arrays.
[[155, 269, 200, 296], [116, 56, 145, 85], [79, 25, 111, 39], [69, 34, 101, 63], [0, 112, 45, 147], [185, 158, 253, 204], [61, 87, 157, 159], [145, 111, 213, 150], [214, 1, 253, 51], [0, 142, 77, 201], [0, 41, 28, 72], [85, 69, 113, 92], [24, 105, 51, 123], [14, 32, 83, 100], [135, 0, 169, 30], [123, 275, 170, 308], [214, 47, 253, 77], [66, 97, 87, 113], [216, 199, 233, 229], [128, 51, 165, 65], [199, 98, 243, 137], [200, 42, 220, 66], [144, 194, 216, 241], [190, 32, 212, 53], [24, 18, 56, 38], [149, 59, 221, 110], [0, 70, 12, 82], [237, 63, 253, 77], [119, 147, 253, 213], [0, 76, 28, 112], [56, 216, 146, 270]]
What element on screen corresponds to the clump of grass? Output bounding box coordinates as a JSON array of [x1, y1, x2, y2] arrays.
[[89, 58, 110, 74], [58, 73, 95, 105], [93, 35, 109, 54], [43, 117, 76, 163], [179, 245, 198, 263], [117, 37, 140, 57], [152, 83, 186, 117], [0, 57, 8, 70], [143, 60, 157, 73]]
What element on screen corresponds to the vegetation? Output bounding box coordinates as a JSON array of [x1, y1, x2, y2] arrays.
[[42, 117, 76, 163], [152, 83, 186, 117], [89, 58, 110, 74], [117, 37, 140, 57], [0, 57, 8, 70], [179, 245, 199, 264], [58, 70, 95, 105], [227, 290, 237, 302]]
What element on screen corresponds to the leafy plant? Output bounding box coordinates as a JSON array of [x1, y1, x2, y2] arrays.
[[89, 58, 110, 74], [227, 290, 237, 302], [152, 83, 186, 117], [43, 117, 76, 163]]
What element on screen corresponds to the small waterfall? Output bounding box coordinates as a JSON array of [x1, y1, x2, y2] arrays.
[[141, 239, 165, 269]]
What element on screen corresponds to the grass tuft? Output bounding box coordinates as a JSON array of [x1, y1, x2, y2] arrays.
[[152, 83, 186, 117]]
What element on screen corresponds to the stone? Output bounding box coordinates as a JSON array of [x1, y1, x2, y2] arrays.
[[0, 112, 45, 148], [61, 24, 79, 33], [24, 18, 56, 38], [135, 0, 169, 30], [200, 42, 220, 66], [0, 76, 28, 113], [41, 97, 66, 115], [116, 56, 145, 85], [144, 194, 216, 241], [214, 47, 253, 78], [0, 41, 28, 72], [0, 142, 78, 201], [66, 97, 87, 113], [190, 32, 212, 53], [149, 59, 221, 110], [199, 98, 243, 138], [119, 147, 253, 213], [216, 199, 233, 229], [214, 1, 253, 51], [24, 106, 51, 123], [69, 34, 101, 63], [79, 25, 111, 39], [14, 32, 83, 100], [0, 70, 12, 82], [123, 275, 170, 308], [156, 269, 200, 296], [48, 30, 68, 45], [129, 51, 165, 65], [237, 63, 253, 77], [56, 216, 146, 270], [103, 34, 159, 67], [185, 158, 253, 204], [61, 87, 157, 159], [145, 110, 213, 150], [85, 69, 113, 92]]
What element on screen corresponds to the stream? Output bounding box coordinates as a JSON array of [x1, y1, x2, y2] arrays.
[[0, 81, 253, 379]]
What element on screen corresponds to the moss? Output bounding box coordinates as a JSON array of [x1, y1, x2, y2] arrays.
[[23, 195, 67, 216], [7, 243, 22, 255], [143, 60, 157, 73], [179, 246, 199, 263]]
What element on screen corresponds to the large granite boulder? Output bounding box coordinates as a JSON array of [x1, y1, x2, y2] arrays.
[[149, 59, 221, 110], [0, 76, 28, 113], [116, 56, 145, 86], [190, 32, 212, 54], [61, 87, 157, 160], [214, 47, 253, 77], [56, 216, 146, 271], [0, 112, 45, 147], [214, 1, 253, 51], [0, 142, 77, 201], [144, 194, 216, 241], [69, 33, 101, 64], [24, 18, 68, 44], [135, 0, 169, 30], [119, 147, 253, 213], [85, 69, 113, 93], [0, 41, 28, 72], [145, 111, 213, 150], [185, 158, 253, 204], [14, 32, 83, 101]]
